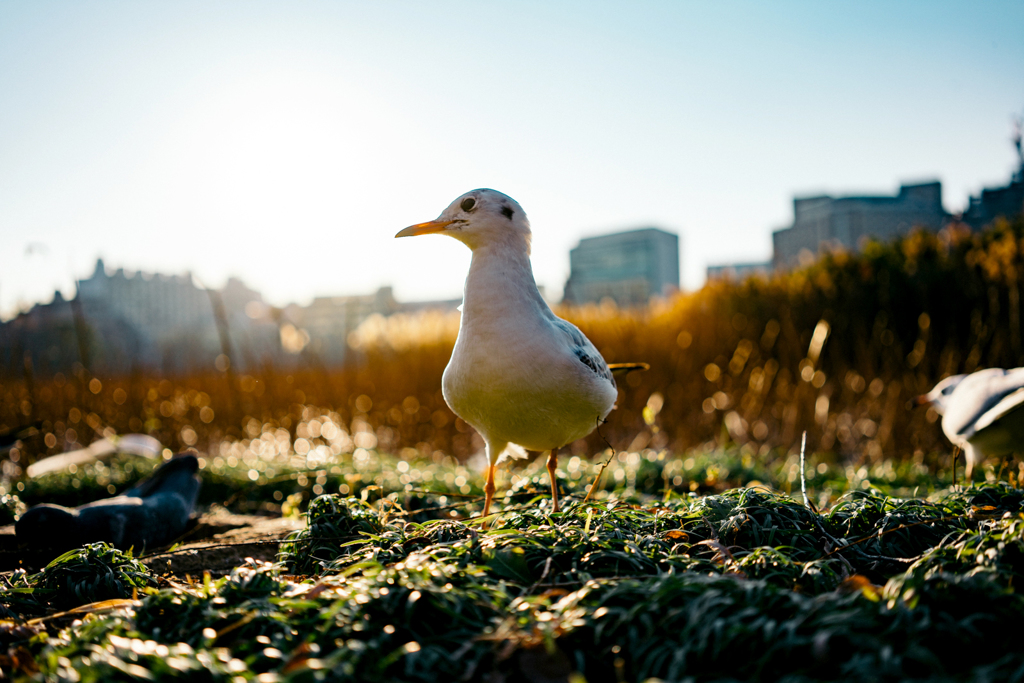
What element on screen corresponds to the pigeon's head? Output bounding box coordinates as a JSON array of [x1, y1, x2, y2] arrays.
[[396, 189, 531, 252], [915, 373, 968, 413]]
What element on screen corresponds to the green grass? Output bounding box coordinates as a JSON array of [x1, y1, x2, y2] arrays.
[[3, 447, 1024, 681]]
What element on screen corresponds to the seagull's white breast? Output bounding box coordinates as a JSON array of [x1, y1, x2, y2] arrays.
[[441, 242, 616, 452], [443, 319, 616, 451]]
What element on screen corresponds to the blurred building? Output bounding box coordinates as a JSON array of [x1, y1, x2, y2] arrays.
[[0, 289, 140, 377], [772, 181, 949, 270], [286, 287, 399, 364], [0, 262, 465, 377], [562, 227, 680, 306], [0, 259, 279, 376], [706, 261, 772, 283], [283, 287, 461, 364], [961, 161, 1024, 229], [75, 259, 221, 371]]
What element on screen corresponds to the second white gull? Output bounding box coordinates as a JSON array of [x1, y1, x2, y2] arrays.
[[396, 188, 646, 518], [917, 366, 1024, 480]]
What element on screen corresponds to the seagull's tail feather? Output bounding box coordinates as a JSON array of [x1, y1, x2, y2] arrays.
[[608, 362, 650, 374], [498, 443, 529, 463]]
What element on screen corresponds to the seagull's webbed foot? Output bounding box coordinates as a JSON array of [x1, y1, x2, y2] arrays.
[[546, 450, 560, 513]]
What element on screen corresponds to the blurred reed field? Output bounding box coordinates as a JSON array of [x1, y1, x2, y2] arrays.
[[3, 214, 1024, 479]]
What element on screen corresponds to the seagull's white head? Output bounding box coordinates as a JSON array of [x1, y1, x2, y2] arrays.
[[396, 189, 531, 252], [916, 373, 968, 413]]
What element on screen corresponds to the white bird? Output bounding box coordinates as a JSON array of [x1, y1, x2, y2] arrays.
[[396, 189, 645, 518], [917, 367, 1024, 480]]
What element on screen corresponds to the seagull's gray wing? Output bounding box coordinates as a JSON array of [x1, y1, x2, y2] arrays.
[[943, 367, 1024, 439], [549, 317, 614, 384], [965, 387, 1024, 439]]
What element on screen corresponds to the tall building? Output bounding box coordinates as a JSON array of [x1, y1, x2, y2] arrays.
[[772, 181, 949, 269], [563, 227, 680, 306]]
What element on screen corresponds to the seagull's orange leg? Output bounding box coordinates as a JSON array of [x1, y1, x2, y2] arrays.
[[482, 463, 496, 519], [546, 450, 560, 513]]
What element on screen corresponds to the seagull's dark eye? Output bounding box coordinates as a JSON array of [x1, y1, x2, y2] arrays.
[[460, 197, 476, 212]]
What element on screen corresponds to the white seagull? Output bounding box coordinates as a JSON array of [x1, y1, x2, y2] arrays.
[[917, 367, 1024, 480], [396, 189, 646, 518]]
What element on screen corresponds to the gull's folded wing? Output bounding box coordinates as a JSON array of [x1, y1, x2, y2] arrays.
[[943, 367, 1024, 439], [965, 387, 1024, 439], [549, 317, 613, 383]]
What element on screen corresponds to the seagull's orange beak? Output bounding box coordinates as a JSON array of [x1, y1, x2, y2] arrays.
[[395, 220, 454, 238], [907, 394, 932, 410]]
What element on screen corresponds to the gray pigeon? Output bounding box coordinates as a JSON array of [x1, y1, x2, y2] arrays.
[[16, 452, 201, 557], [918, 367, 1024, 480]]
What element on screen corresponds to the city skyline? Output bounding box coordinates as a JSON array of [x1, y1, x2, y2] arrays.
[[2, 1, 1023, 319]]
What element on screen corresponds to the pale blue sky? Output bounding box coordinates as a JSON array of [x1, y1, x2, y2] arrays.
[[2, 1, 1022, 317]]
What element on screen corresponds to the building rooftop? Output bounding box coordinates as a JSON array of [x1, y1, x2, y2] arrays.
[[563, 226, 680, 306]]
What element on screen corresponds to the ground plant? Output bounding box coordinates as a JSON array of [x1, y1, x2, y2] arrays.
[[0, 444, 1023, 681]]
